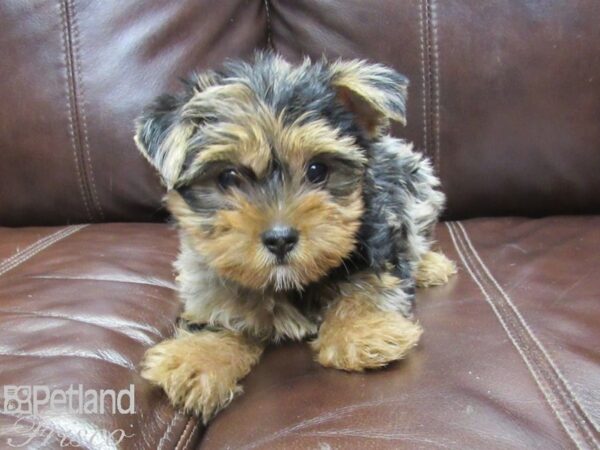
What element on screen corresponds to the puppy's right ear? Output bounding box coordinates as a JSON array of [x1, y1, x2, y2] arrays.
[[134, 93, 196, 190]]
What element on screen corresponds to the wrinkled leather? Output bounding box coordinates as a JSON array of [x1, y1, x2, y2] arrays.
[[1, 1, 599, 449], [200, 217, 600, 449], [0, 219, 598, 449], [0, 224, 198, 449]]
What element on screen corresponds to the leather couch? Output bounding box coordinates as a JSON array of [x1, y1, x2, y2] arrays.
[[1, 1, 598, 449]]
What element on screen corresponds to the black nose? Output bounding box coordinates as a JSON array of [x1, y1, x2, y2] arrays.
[[261, 226, 299, 259]]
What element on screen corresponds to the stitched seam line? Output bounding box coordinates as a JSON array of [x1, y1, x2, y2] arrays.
[[0, 227, 79, 275], [174, 417, 195, 450], [0, 226, 78, 273], [0, 225, 87, 278], [453, 221, 600, 448], [68, 0, 104, 220], [429, 0, 441, 174], [446, 222, 587, 449], [455, 221, 599, 443], [418, 0, 429, 154], [157, 414, 179, 450], [0, 229, 74, 272], [59, 0, 92, 222], [263, 0, 274, 51], [420, 0, 441, 173], [181, 423, 199, 450], [447, 222, 599, 449], [65, 0, 101, 219], [61, 0, 99, 222], [456, 222, 600, 437]]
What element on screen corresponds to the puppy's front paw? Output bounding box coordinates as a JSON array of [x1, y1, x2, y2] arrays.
[[311, 309, 423, 372], [141, 330, 262, 423], [416, 251, 457, 288]]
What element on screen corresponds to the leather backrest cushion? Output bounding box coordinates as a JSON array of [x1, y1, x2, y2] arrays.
[[0, 0, 266, 226], [270, 0, 600, 219], [1, 0, 599, 225]]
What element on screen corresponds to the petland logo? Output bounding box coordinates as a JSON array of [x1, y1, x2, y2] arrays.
[[3, 384, 135, 415], [2, 384, 135, 447]]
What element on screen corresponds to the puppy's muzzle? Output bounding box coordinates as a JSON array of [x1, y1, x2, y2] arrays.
[[261, 226, 298, 261]]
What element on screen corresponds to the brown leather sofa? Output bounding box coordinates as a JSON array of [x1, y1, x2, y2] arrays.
[[1, 1, 599, 449]]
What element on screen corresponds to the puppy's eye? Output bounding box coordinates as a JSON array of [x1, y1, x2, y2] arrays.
[[306, 162, 328, 184], [217, 169, 241, 190]]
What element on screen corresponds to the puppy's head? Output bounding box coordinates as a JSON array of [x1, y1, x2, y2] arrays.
[[135, 53, 408, 291]]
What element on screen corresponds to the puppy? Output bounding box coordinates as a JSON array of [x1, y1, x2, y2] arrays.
[[135, 53, 455, 423]]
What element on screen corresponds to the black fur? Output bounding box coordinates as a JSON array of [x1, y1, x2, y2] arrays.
[[135, 52, 444, 317]]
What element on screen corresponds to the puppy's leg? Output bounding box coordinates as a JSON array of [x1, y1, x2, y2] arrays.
[[415, 250, 456, 288], [141, 328, 263, 423], [311, 274, 422, 372]]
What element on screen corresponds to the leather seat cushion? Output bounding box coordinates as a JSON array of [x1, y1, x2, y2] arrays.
[[0, 223, 200, 449], [0, 218, 598, 449]]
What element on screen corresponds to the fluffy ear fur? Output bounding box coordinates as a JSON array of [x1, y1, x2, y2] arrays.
[[329, 60, 409, 137], [134, 72, 220, 189], [134, 94, 191, 189]]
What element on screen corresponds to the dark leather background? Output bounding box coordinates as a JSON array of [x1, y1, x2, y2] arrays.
[[1, 0, 599, 225], [0, 0, 266, 226], [0, 1, 599, 450]]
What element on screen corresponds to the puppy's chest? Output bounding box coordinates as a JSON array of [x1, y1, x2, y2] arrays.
[[269, 290, 324, 341], [180, 276, 329, 342]]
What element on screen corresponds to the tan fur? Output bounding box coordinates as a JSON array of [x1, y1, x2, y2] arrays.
[[134, 122, 196, 190], [166, 91, 367, 295], [330, 59, 408, 130], [274, 116, 366, 170], [135, 56, 448, 423], [190, 103, 366, 178], [190, 70, 220, 92], [188, 116, 272, 179], [177, 263, 318, 342], [141, 329, 263, 423], [168, 186, 363, 292], [415, 250, 457, 288], [311, 274, 423, 371]]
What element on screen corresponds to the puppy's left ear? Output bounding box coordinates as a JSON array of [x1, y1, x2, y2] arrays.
[[329, 60, 408, 137]]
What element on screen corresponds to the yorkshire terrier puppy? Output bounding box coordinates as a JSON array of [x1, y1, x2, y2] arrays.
[[135, 53, 455, 423]]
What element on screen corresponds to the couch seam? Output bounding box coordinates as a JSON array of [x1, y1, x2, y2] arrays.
[[455, 221, 600, 436], [419, 0, 441, 174], [59, 0, 93, 222], [418, 0, 429, 154], [68, 0, 105, 220], [181, 422, 199, 450], [446, 222, 599, 449], [445, 222, 586, 448], [429, 0, 441, 175], [157, 413, 179, 450], [456, 221, 600, 447], [174, 417, 195, 450], [0, 225, 88, 278], [263, 0, 274, 51], [0, 229, 70, 272]]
